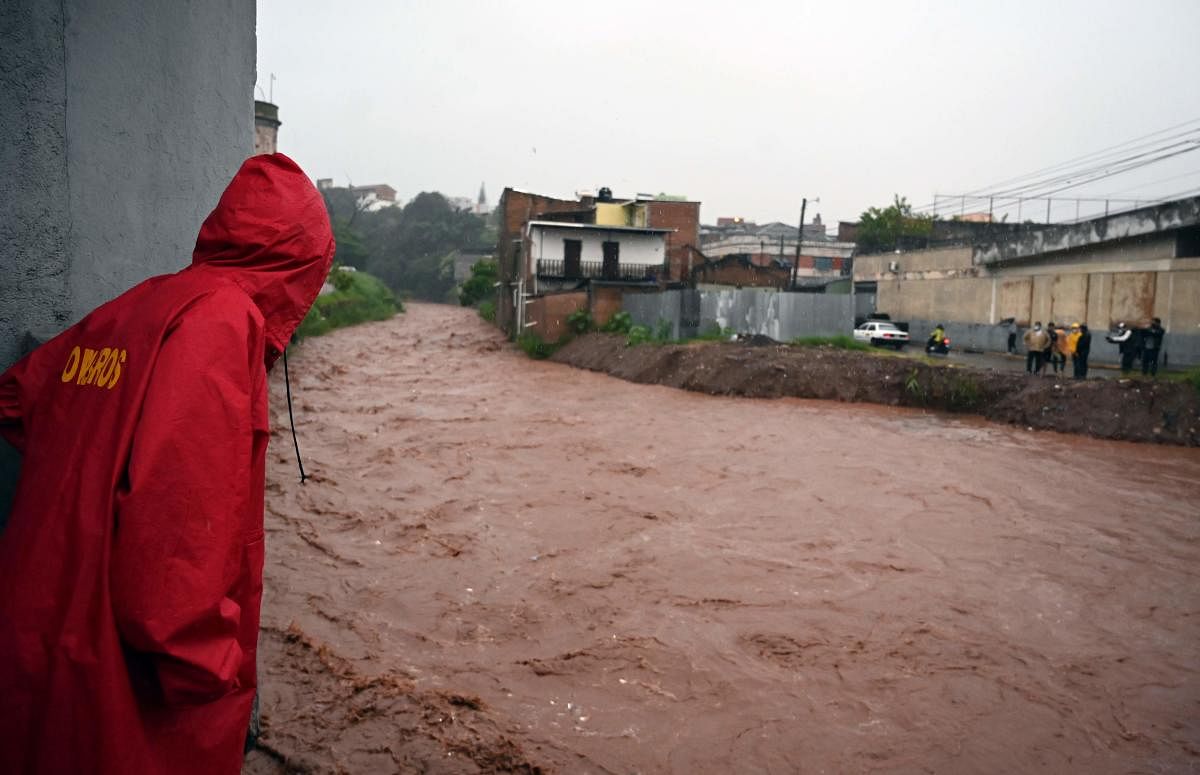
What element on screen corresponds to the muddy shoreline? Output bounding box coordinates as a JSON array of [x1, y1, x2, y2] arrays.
[[551, 334, 1200, 446]]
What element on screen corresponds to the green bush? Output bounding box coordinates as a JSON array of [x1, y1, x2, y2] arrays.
[[330, 262, 355, 292], [600, 310, 633, 334], [478, 300, 496, 322], [626, 325, 653, 346], [458, 259, 498, 307], [654, 319, 673, 341], [516, 331, 559, 359], [789, 334, 870, 351], [294, 269, 401, 341], [567, 308, 594, 335]]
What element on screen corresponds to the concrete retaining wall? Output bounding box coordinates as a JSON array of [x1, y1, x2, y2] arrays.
[[1, 0, 255, 523]]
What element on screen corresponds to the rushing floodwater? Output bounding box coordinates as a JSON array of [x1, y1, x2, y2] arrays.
[[247, 303, 1200, 774]]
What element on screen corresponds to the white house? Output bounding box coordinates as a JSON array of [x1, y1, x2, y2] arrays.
[[524, 221, 671, 293]]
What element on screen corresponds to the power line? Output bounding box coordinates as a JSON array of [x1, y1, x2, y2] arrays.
[[923, 143, 1200, 222], [961, 117, 1200, 197], [914, 118, 1200, 217], [982, 137, 1200, 199]]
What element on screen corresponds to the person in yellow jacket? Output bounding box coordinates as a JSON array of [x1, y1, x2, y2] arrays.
[[1065, 322, 1082, 358], [1053, 322, 1074, 371]]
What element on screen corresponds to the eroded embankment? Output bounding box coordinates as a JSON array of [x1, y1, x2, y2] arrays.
[[551, 334, 1200, 446]]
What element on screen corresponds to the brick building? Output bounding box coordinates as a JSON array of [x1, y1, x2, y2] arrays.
[[493, 187, 701, 337]]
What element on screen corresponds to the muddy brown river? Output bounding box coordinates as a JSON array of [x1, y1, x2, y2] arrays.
[[244, 303, 1200, 774]]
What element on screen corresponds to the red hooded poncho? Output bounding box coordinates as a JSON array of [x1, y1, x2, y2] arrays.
[[0, 154, 334, 774]]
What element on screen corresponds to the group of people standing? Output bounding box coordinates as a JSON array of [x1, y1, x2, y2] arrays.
[[1021, 321, 1092, 378], [1013, 318, 1167, 379], [1105, 318, 1166, 376]]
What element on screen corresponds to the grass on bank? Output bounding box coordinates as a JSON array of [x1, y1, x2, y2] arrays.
[[294, 267, 401, 340], [789, 334, 870, 352], [1164, 365, 1200, 394]]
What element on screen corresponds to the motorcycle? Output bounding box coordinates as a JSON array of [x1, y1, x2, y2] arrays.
[[925, 336, 952, 356]]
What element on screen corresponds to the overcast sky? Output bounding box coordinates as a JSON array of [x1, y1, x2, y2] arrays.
[[257, 0, 1200, 230]]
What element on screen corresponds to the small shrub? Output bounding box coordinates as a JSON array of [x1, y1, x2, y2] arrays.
[[330, 263, 355, 292], [654, 319, 673, 342], [948, 375, 981, 410], [600, 311, 633, 334], [626, 325, 653, 347], [904, 367, 925, 403], [516, 331, 559, 360], [478, 300, 496, 322], [567, 308, 593, 335]]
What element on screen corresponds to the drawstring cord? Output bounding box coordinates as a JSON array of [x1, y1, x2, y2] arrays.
[[282, 348, 308, 484]]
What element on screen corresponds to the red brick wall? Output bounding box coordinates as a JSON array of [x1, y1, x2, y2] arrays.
[[496, 189, 579, 333], [645, 201, 700, 282], [590, 286, 625, 326], [525, 291, 587, 343], [693, 262, 790, 288]]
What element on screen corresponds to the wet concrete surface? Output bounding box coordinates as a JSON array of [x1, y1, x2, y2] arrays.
[[245, 303, 1200, 774]]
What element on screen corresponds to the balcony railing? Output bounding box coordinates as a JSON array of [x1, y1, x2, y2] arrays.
[[536, 259, 660, 281]]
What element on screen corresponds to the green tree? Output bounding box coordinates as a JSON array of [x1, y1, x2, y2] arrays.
[[458, 258, 498, 307], [856, 195, 934, 254], [330, 219, 370, 268], [364, 192, 486, 302]]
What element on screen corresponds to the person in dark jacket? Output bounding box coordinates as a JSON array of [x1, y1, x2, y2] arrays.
[[0, 154, 334, 775], [1141, 317, 1165, 376], [1044, 321, 1061, 374], [1074, 324, 1092, 379], [1107, 322, 1136, 373]]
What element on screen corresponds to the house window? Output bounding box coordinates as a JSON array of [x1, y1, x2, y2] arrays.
[[602, 241, 620, 280], [564, 239, 582, 278], [815, 257, 833, 272]]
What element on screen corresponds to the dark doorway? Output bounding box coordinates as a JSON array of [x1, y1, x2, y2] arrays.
[[564, 239, 582, 278], [602, 241, 619, 280]]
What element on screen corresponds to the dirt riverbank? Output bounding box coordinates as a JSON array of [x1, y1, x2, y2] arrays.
[[552, 334, 1200, 446], [244, 304, 1200, 773]]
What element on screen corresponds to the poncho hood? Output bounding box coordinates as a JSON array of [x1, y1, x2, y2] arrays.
[[191, 153, 335, 357]]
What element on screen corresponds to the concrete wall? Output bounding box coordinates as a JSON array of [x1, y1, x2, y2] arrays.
[[1, 0, 256, 519], [858, 238, 1200, 366], [973, 196, 1200, 265], [625, 289, 854, 342], [855, 246, 973, 278]]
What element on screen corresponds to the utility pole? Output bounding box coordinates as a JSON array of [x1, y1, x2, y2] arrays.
[[794, 197, 808, 290]]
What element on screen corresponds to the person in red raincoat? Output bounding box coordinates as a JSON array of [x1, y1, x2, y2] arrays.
[[0, 153, 334, 774]]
